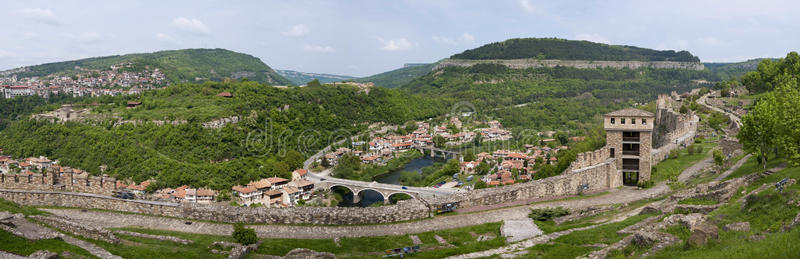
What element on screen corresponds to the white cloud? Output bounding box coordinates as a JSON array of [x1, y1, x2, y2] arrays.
[[519, 0, 541, 14], [14, 8, 58, 24], [284, 24, 309, 37], [171, 17, 210, 35], [378, 38, 413, 51], [302, 44, 334, 53], [575, 33, 609, 44], [432, 36, 457, 45], [461, 32, 475, 42], [433, 33, 475, 45], [156, 33, 179, 44]]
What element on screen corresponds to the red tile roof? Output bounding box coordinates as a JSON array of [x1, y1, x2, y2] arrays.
[[293, 169, 307, 176]]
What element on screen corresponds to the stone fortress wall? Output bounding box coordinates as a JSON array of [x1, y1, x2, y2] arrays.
[[0, 189, 430, 225], [0, 171, 116, 196], [651, 94, 698, 163], [434, 59, 705, 71]]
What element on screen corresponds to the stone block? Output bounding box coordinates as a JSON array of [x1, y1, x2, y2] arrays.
[[723, 222, 750, 232]]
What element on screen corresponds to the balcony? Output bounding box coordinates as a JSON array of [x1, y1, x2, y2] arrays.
[[622, 150, 640, 156], [622, 164, 639, 171], [622, 137, 640, 142]]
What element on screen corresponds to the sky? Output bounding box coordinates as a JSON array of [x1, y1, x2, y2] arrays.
[[1, 0, 799, 77]]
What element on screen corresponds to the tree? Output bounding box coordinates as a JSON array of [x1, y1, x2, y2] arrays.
[[473, 133, 483, 146], [232, 223, 258, 245], [321, 157, 330, 168], [463, 151, 475, 162], [739, 92, 780, 171], [476, 161, 491, 175], [433, 135, 447, 149], [474, 180, 488, 189], [713, 149, 725, 172], [555, 132, 568, 146], [284, 150, 305, 170]]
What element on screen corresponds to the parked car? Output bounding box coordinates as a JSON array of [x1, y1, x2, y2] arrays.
[[320, 178, 326, 181], [401, 186, 408, 190]]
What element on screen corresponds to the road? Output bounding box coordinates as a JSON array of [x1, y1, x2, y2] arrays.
[[698, 91, 742, 127]]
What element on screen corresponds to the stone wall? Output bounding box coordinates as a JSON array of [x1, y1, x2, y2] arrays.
[[567, 147, 611, 170], [0, 189, 430, 225], [434, 59, 705, 71], [31, 215, 120, 244], [0, 172, 116, 196], [651, 95, 698, 164], [428, 158, 618, 208]]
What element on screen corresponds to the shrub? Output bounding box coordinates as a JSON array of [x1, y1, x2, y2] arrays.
[[669, 149, 681, 159], [637, 180, 654, 189], [529, 207, 570, 221], [687, 145, 696, 155], [232, 223, 258, 245]]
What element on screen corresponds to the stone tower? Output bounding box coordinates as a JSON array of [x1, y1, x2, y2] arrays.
[[604, 108, 655, 185]]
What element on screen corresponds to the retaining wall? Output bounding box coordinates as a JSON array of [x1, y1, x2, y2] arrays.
[[428, 158, 619, 208], [0, 189, 430, 225], [0, 172, 115, 196]]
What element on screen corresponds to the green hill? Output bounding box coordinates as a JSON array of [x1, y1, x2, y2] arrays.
[[704, 58, 772, 81], [450, 38, 700, 62], [9, 49, 293, 85], [352, 63, 436, 88], [276, 70, 356, 85]]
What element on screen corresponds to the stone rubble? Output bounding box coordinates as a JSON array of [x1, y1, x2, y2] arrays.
[[723, 222, 750, 232], [30, 215, 120, 244]]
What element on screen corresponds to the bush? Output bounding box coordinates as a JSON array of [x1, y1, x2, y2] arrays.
[[687, 145, 696, 155], [232, 223, 258, 245], [637, 180, 654, 189], [669, 149, 681, 159], [529, 207, 570, 221]]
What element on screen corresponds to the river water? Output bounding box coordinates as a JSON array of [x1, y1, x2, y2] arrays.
[[337, 156, 436, 207]]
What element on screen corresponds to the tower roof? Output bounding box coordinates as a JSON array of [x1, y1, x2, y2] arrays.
[[604, 108, 654, 117]]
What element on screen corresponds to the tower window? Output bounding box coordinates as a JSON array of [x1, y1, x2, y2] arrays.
[[621, 118, 626, 124], [610, 118, 615, 124], [631, 118, 636, 124], [642, 119, 647, 125]]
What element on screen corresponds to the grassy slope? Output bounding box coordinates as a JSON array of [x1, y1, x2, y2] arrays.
[[11, 48, 292, 85]]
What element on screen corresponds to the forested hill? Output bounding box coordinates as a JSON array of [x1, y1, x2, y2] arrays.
[[704, 58, 772, 80], [450, 38, 700, 62], [7, 49, 293, 85]]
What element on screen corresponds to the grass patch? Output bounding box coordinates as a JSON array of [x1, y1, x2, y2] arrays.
[[252, 222, 505, 258], [652, 138, 717, 183], [0, 229, 95, 258], [724, 155, 785, 180], [0, 198, 48, 216], [607, 240, 652, 259], [677, 197, 719, 206], [81, 227, 236, 259], [526, 213, 658, 257]]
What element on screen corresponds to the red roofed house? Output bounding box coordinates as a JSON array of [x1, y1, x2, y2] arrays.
[[267, 177, 289, 190], [126, 101, 142, 108], [232, 185, 262, 206], [216, 92, 232, 98], [291, 169, 307, 181]]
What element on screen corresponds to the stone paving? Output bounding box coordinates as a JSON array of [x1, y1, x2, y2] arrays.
[[500, 219, 542, 242], [0, 251, 26, 259], [60, 235, 122, 259]]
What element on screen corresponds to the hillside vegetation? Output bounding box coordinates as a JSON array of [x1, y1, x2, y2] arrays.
[[403, 64, 712, 131], [9, 48, 292, 85], [450, 38, 700, 62], [704, 58, 771, 81], [0, 81, 443, 190]]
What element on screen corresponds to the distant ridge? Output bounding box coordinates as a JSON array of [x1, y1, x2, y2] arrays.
[[276, 70, 355, 85], [451, 38, 700, 62], [5, 48, 292, 85]]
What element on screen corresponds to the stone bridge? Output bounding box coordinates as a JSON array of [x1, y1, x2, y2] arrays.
[[414, 144, 461, 160], [308, 173, 460, 203]]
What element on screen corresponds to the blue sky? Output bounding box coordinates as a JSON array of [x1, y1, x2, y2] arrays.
[[1, 0, 798, 77]]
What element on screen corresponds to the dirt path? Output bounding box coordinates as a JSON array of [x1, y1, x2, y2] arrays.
[[717, 154, 751, 180]]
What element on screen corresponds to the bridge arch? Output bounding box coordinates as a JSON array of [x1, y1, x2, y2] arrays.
[[355, 188, 386, 206], [386, 192, 414, 204]]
